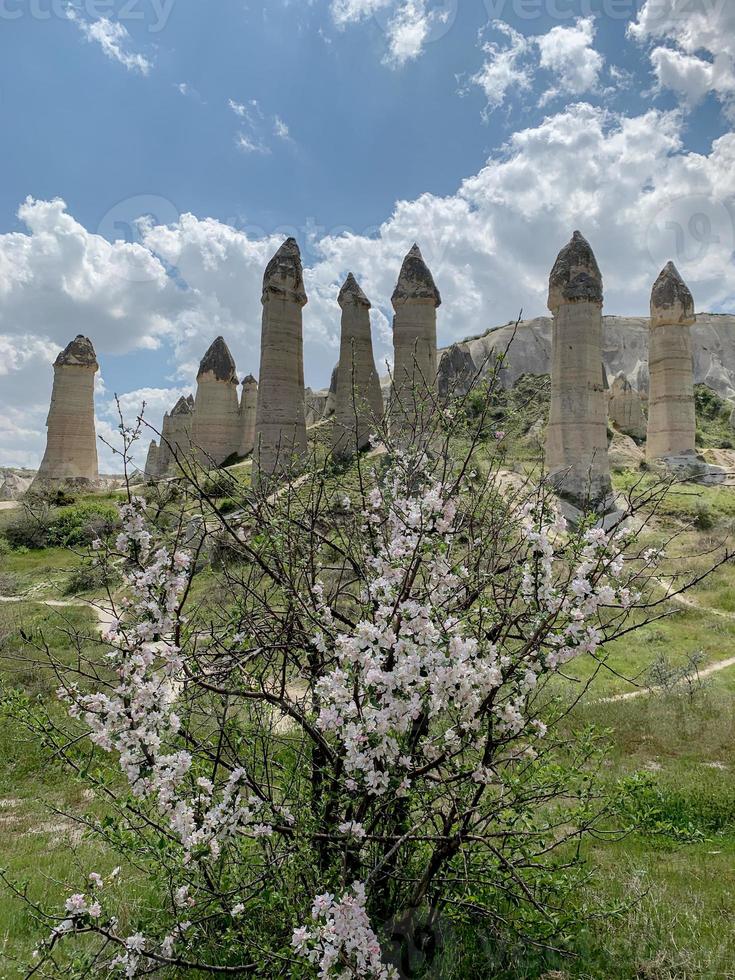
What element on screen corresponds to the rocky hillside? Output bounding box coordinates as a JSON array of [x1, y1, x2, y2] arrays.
[[445, 313, 735, 400]]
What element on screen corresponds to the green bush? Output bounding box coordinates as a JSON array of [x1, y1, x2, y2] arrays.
[[46, 504, 119, 548], [201, 472, 235, 498], [613, 771, 735, 842], [4, 512, 51, 549], [64, 561, 121, 596], [5, 503, 119, 550]]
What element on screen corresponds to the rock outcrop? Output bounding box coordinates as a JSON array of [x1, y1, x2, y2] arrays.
[[0, 470, 34, 500], [144, 441, 160, 480], [33, 335, 99, 487], [436, 313, 735, 401], [191, 338, 241, 468], [253, 238, 308, 483], [608, 373, 646, 440], [646, 263, 697, 464], [389, 244, 441, 441], [438, 343, 476, 401], [545, 232, 611, 508], [332, 273, 384, 456], [157, 396, 194, 475], [238, 375, 258, 457]]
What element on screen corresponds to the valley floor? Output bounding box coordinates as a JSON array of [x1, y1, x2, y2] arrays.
[[1, 467, 734, 978]]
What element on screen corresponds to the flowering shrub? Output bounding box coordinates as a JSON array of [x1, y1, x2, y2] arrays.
[[4, 393, 685, 979]]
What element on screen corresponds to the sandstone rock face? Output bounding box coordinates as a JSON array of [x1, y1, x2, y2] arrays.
[[545, 232, 611, 508], [144, 441, 160, 480], [323, 364, 339, 419], [646, 262, 697, 463], [332, 273, 384, 456], [439, 314, 735, 400], [0, 470, 33, 500], [33, 335, 99, 487], [304, 388, 329, 427], [191, 338, 241, 468], [608, 431, 645, 473], [389, 244, 441, 442], [157, 396, 194, 475], [238, 375, 258, 457], [608, 373, 646, 440], [254, 238, 308, 483], [438, 344, 476, 401]]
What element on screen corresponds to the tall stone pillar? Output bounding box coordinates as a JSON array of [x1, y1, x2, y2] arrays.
[[157, 396, 194, 474], [609, 374, 646, 440], [191, 337, 241, 468], [33, 335, 99, 486], [253, 237, 308, 483], [646, 262, 697, 464], [389, 244, 441, 443], [332, 273, 384, 457], [144, 441, 160, 480], [545, 231, 611, 508], [239, 375, 258, 457]]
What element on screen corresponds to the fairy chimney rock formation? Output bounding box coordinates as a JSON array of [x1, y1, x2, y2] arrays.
[[191, 337, 241, 467], [33, 335, 99, 486], [254, 237, 308, 482], [156, 396, 194, 476], [390, 244, 441, 440], [144, 440, 160, 480], [646, 262, 697, 463], [239, 375, 258, 457], [332, 273, 384, 456], [545, 232, 612, 509], [608, 373, 646, 441]]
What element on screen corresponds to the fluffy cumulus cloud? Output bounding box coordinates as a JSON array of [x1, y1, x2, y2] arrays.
[[330, 0, 453, 67], [470, 18, 604, 113], [535, 17, 604, 103], [2, 104, 735, 471], [629, 0, 735, 117], [470, 23, 533, 111]]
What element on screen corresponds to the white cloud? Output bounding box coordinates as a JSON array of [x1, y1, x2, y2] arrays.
[[649, 46, 719, 105], [630, 0, 735, 117], [274, 116, 291, 140], [469, 22, 533, 111], [330, 0, 391, 27], [331, 0, 450, 68], [235, 134, 271, 155], [228, 99, 249, 118], [470, 18, 603, 113], [66, 9, 152, 75], [229, 100, 290, 154], [2, 105, 735, 472], [383, 0, 430, 67], [535, 17, 604, 104]]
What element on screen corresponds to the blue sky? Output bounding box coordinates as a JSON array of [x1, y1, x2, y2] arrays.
[[1, 0, 734, 470]]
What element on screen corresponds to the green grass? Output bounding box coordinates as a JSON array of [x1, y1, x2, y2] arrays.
[[2, 436, 735, 975], [0, 548, 82, 599]]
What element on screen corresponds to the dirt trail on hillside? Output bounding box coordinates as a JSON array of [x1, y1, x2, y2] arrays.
[[0, 594, 115, 631]]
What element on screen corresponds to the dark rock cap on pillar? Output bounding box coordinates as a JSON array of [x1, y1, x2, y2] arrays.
[[54, 334, 98, 368], [548, 231, 603, 312], [391, 244, 442, 308], [650, 261, 695, 327], [262, 237, 308, 306], [197, 336, 238, 383], [339, 272, 371, 308]]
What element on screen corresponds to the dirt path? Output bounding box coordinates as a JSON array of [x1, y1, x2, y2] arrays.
[[0, 501, 19, 511], [0, 594, 115, 631], [655, 576, 735, 622], [599, 655, 735, 704]]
